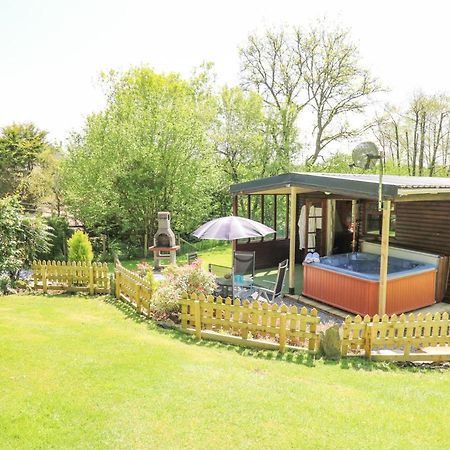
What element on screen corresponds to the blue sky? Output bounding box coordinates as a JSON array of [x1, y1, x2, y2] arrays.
[[1, 0, 450, 143]]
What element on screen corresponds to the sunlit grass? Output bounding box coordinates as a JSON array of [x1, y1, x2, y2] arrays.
[[108, 243, 232, 272], [0, 295, 449, 449]]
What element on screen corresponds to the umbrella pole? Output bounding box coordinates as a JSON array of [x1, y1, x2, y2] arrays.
[[288, 187, 297, 294]]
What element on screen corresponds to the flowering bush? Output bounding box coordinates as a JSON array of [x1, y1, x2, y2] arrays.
[[150, 260, 216, 317], [136, 261, 158, 291], [150, 284, 181, 315], [164, 260, 217, 295]]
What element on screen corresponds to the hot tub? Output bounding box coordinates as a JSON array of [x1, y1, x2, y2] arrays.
[[303, 252, 436, 316]]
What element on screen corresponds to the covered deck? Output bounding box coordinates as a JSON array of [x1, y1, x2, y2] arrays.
[[230, 173, 450, 316]]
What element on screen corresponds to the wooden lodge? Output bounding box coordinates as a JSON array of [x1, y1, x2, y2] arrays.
[[230, 173, 450, 315]]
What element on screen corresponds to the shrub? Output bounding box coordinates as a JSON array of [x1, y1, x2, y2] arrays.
[[0, 196, 52, 281], [136, 261, 158, 291], [39, 215, 71, 260], [150, 260, 216, 316], [150, 284, 181, 315], [0, 274, 13, 295], [67, 230, 94, 262]]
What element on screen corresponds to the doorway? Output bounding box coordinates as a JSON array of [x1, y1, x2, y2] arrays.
[[332, 200, 354, 254]]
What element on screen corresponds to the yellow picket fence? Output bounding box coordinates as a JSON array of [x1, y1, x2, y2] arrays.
[[342, 312, 450, 361], [115, 261, 153, 314], [32, 260, 110, 294], [179, 293, 320, 353]]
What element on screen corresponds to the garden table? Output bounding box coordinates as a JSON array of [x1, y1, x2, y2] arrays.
[[216, 275, 253, 298]]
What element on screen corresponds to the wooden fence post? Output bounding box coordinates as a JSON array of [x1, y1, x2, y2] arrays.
[[115, 271, 121, 299], [181, 293, 188, 330], [308, 308, 318, 352], [279, 304, 288, 353], [89, 265, 94, 295], [193, 296, 202, 339], [365, 322, 374, 359], [32, 261, 37, 289], [136, 283, 141, 312], [42, 263, 48, 294], [404, 314, 415, 357]]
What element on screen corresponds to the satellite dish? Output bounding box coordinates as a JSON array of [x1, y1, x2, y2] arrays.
[[351, 141, 384, 211], [352, 141, 381, 170]]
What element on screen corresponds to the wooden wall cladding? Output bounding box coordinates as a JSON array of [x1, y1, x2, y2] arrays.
[[236, 239, 291, 269], [395, 201, 450, 301]]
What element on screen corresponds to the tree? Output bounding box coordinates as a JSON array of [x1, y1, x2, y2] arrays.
[[301, 25, 382, 166], [19, 145, 64, 214], [240, 23, 381, 167], [211, 86, 279, 215], [372, 94, 450, 176], [62, 67, 219, 256], [240, 29, 306, 168], [0, 196, 52, 280], [0, 123, 50, 197]]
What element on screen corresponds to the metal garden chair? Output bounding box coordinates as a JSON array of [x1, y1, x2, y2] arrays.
[[187, 252, 198, 264], [251, 259, 289, 303]]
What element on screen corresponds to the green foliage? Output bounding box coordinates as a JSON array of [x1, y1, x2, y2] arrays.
[[151, 261, 216, 315], [211, 86, 278, 214], [0, 123, 50, 197], [61, 67, 219, 252], [136, 261, 158, 291], [67, 230, 94, 262], [39, 215, 70, 261], [19, 145, 63, 212], [0, 196, 53, 279], [0, 274, 13, 295]]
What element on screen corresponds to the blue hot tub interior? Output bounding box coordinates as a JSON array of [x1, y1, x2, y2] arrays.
[[309, 252, 435, 281]]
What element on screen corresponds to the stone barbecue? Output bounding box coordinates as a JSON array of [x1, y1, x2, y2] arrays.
[[149, 212, 180, 270]]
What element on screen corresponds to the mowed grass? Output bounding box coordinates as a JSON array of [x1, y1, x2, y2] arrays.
[[1, 296, 449, 450], [107, 244, 232, 272]]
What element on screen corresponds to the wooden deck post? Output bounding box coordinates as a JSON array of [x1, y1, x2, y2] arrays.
[[115, 271, 121, 299], [232, 194, 238, 252], [289, 187, 297, 294], [378, 200, 391, 316], [351, 200, 357, 253]]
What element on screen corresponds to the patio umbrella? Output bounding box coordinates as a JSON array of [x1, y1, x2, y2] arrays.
[[192, 216, 275, 241]]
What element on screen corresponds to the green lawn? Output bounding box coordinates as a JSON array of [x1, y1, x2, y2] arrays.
[[108, 244, 232, 272], [1, 295, 449, 449]]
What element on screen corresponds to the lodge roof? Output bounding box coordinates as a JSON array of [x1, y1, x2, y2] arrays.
[[230, 173, 450, 201]]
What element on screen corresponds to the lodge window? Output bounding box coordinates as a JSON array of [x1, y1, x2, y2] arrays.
[[364, 201, 396, 238], [236, 194, 289, 243]]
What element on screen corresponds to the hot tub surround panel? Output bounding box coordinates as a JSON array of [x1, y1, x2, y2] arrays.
[[303, 252, 436, 316]]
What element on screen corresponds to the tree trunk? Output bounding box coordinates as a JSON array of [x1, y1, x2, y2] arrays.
[[418, 111, 426, 176], [429, 113, 444, 177], [412, 111, 419, 176], [405, 131, 411, 175], [307, 122, 323, 168], [144, 230, 148, 258], [393, 121, 400, 169]]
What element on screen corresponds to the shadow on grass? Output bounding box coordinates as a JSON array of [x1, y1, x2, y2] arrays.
[[98, 295, 447, 373]]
